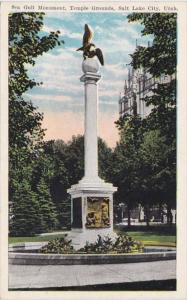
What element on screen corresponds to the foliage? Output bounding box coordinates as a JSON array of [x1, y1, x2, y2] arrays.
[[9, 13, 63, 236], [41, 136, 113, 229], [9, 12, 63, 100], [9, 99, 45, 151], [36, 177, 59, 232], [127, 13, 177, 76], [79, 234, 143, 254], [113, 13, 177, 225], [112, 115, 145, 225], [39, 234, 144, 254], [127, 13, 176, 143], [138, 130, 168, 200], [10, 178, 42, 236], [113, 124, 176, 226], [143, 80, 176, 159], [42, 138, 81, 228], [137, 130, 176, 224], [9, 160, 60, 236], [9, 12, 63, 151], [64, 135, 84, 185], [40, 235, 74, 254], [98, 138, 113, 181]]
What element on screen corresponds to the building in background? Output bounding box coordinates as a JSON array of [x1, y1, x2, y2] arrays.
[[119, 66, 174, 119]]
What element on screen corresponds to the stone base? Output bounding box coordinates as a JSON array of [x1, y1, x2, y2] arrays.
[[67, 228, 117, 250], [68, 176, 117, 194], [67, 177, 117, 249]]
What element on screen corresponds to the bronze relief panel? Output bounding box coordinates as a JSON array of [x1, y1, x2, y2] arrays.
[[86, 197, 110, 228]]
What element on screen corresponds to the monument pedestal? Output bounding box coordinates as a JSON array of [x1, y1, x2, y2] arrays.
[[68, 58, 117, 249], [68, 178, 117, 249]]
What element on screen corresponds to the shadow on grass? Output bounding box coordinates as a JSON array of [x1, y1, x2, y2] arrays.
[[9, 279, 176, 291], [115, 224, 176, 235]]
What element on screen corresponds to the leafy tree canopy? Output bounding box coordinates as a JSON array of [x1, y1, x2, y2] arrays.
[[9, 13, 63, 236], [113, 13, 177, 224], [9, 12, 63, 99], [127, 13, 177, 76]]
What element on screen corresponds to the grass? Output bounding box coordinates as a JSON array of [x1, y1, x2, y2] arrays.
[[9, 229, 176, 247], [115, 230, 176, 247], [9, 234, 66, 244]]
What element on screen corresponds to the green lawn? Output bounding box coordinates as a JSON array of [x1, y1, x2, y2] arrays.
[[116, 230, 176, 247], [9, 230, 176, 247], [9, 234, 66, 244]]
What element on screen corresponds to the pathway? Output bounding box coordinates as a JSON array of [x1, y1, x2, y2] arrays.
[[9, 259, 176, 289]]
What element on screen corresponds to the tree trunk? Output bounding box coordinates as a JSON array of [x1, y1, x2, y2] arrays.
[[167, 204, 173, 224], [144, 204, 150, 227], [127, 205, 131, 227]]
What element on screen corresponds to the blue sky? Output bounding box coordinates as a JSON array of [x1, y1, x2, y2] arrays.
[[24, 12, 152, 147]]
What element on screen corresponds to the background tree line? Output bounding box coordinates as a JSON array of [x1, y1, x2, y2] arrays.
[[113, 13, 176, 226], [9, 12, 176, 236]]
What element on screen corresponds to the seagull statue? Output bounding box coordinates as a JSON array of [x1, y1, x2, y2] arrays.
[[76, 24, 104, 66]]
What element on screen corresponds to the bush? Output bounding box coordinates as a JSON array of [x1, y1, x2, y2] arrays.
[[39, 233, 144, 254], [78, 234, 143, 254], [39, 234, 74, 254]]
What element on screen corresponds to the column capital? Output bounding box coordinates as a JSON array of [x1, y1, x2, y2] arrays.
[[80, 72, 101, 83]]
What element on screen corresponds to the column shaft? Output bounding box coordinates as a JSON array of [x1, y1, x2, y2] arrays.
[[80, 72, 101, 182], [84, 79, 98, 180]]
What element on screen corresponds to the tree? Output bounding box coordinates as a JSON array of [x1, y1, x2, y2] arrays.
[[36, 178, 59, 232], [65, 135, 85, 185], [98, 138, 113, 182], [127, 13, 176, 142], [9, 12, 63, 155], [137, 130, 170, 226], [9, 13, 63, 236], [41, 136, 114, 229], [117, 13, 177, 223], [112, 115, 144, 226], [113, 123, 176, 227], [127, 13, 176, 77], [9, 13, 63, 100], [42, 140, 71, 228], [10, 175, 42, 236], [136, 129, 176, 225]]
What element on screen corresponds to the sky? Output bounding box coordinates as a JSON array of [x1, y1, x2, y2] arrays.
[[24, 12, 152, 148]]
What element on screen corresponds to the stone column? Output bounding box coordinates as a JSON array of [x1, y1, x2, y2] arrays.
[[80, 70, 101, 182]]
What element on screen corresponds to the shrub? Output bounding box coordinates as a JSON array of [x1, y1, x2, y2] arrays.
[[39, 234, 74, 254], [78, 234, 143, 254], [39, 233, 144, 254]]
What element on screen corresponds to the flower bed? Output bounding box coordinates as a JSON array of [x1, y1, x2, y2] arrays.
[[39, 234, 144, 254]]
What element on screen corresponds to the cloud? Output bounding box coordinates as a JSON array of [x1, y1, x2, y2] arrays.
[[46, 12, 77, 22], [99, 99, 118, 106], [62, 28, 82, 40], [42, 24, 57, 33], [26, 93, 72, 103], [104, 63, 128, 78], [26, 44, 126, 116], [43, 25, 82, 40], [27, 51, 82, 96]]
